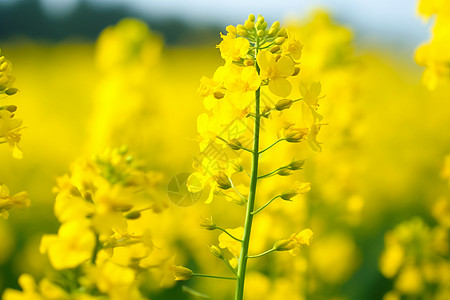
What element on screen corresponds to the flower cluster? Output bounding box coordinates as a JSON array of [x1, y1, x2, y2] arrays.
[[4, 147, 168, 300], [379, 156, 450, 300], [182, 14, 319, 299], [0, 48, 23, 159], [416, 0, 450, 89], [0, 184, 29, 219], [191, 14, 324, 204]]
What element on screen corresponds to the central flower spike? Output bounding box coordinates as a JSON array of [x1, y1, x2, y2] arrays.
[[214, 14, 301, 98]]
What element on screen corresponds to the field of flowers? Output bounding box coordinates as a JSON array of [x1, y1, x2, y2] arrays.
[[1, 2, 450, 300]]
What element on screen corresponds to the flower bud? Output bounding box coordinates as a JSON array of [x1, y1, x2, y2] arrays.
[[285, 129, 308, 143], [288, 160, 305, 170], [275, 99, 293, 111], [209, 245, 224, 258], [277, 27, 287, 37], [244, 59, 254, 67], [0, 61, 8, 72], [237, 29, 248, 37], [268, 27, 278, 37], [0, 105, 17, 112], [5, 88, 18, 96], [261, 21, 268, 30], [125, 211, 141, 219], [228, 138, 242, 150], [226, 25, 237, 35], [261, 106, 271, 118], [257, 30, 265, 37], [216, 172, 232, 190], [172, 266, 194, 281], [270, 45, 280, 53], [214, 91, 225, 99], [244, 20, 254, 30], [200, 217, 216, 230], [232, 161, 244, 173], [275, 37, 286, 45], [248, 14, 256, 22], [271, 21, 280, 31], [277, 169, 292, 176], [274, 238, 296, 251], [280, 189, 298, 200], [257, 15, 265, 23]]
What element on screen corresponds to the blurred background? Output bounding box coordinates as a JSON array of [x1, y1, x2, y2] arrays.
[[1, 0, 449, 299]]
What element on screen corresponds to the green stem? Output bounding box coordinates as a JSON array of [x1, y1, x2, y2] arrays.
[[251, 195, 281, 215], [216, 227, 243, 243], [259, 138, 286, 155], [193, 273, 236, 280], [247, 248, 276, 259], [91, 233, 100, 264], [234, 40, 261, 300]]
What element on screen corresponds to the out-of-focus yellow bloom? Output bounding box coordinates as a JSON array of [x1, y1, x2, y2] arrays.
[[311, 233, 359, 284], [418, 0, 450, 19], [441, 154, 450, 186], [394, 265, 424, 295], [218, 227, 244, 257], [257, 50, 295, 97], [2, 274, 68, 300], [217, 35, 250, 62], [0, 184, 30, 219], [432, 197, 450, 228], [40, 219, 96, 270], [416, 0, 450, 88], [95, 18, 162, 71], [0, 110, 23, 159], [282, 33, 303, 61], [379, 233, 405, 278]]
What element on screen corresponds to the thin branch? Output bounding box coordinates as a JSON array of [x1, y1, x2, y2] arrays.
[[251, 195, 280, 215], [247, 248, 276, 259], [259, 138, 286, 155], [216, 227, 243, 243]]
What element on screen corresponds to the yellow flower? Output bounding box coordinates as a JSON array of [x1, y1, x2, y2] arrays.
[[0, 184, 30, 219], [217, 35, 250, 62], [3, 274, 42, 300], [40, 220, 96, 270], [0, 110, 24, 159], [257, 50, 295, 97], [282, 33, 303, 61], [223, 65, 261, 93]]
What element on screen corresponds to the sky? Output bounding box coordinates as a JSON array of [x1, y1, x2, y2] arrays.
[[1, 0, 433, 49]]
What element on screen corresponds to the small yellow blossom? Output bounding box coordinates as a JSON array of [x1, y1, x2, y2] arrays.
[[40, 219, 96, 270], [282, 33, 303, 61], [224, 66, 261, 93], [257, 50, 295, 97], [217, 35, 250, 62], [0, 184, 30, 219]]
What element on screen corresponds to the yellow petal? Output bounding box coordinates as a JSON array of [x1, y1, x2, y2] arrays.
[[269, 78, 292, 97]]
